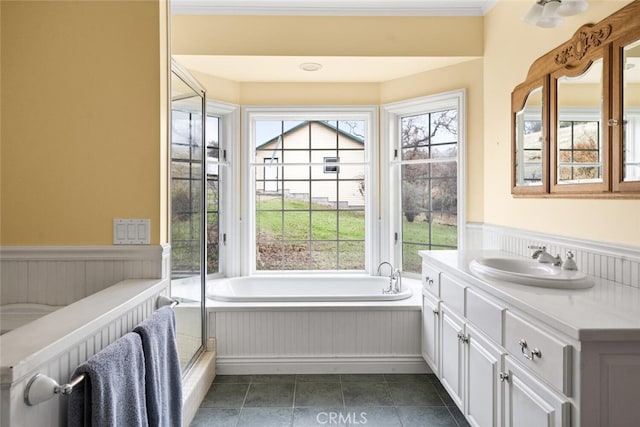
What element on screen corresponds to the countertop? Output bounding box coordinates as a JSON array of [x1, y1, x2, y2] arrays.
[[420, 250, 640, 342]]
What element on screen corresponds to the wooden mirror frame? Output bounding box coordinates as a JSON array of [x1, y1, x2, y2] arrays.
[[511, 77, 549, 195], [511, 0, 640, 198]]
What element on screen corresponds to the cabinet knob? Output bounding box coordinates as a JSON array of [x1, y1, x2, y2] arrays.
[[425, 276, 434, 286], [499, 372, 509, 382], [608, 118, 619, 126], [457, 332, 469, 344], [432, 309, 439, 316], [519, 339, 542, 361]]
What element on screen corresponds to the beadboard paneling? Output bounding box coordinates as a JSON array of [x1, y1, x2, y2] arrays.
[[212, 309, 423, 373], [1, 280, 167, 427], [0, 245, 169, 305], [466, 224, 640, 289]]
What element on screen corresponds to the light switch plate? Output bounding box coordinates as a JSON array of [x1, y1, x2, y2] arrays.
[[113, 219, 150, 244]]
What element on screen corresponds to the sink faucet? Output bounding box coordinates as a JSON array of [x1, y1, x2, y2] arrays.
[[377, 262, 401, 294], [529, 245, 562, 266]]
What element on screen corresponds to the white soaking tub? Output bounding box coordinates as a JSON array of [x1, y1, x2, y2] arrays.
[[207, 275, 413, 302], [0, 303, 63, 335]]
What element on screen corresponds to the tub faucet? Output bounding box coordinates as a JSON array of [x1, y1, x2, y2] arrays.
[[529, 245, 562, 266], [377, 262, 397, 294], [392, 268, 402, 293]]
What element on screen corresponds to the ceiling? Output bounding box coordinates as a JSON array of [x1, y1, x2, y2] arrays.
[[171, 0, 495, 83]]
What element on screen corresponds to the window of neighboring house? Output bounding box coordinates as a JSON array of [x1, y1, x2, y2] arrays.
[[244, 108, 377, 273], [383, 90, 466, 275], [323, 157, 339, 173]]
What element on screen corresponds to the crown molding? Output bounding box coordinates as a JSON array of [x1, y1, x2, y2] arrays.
[[171, 0, 496, 16]]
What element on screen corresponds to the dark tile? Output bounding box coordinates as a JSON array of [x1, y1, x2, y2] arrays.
[[346, 407, 401, 427], [432, 381, 456, 406], [253, 374, 297, 384], [245, 383, 295, 407], [388, 381, 444, 406], [295, 382, 344, 407], [448, 405, 471, 427], [340, 374, 385, 383], [384, 374, 432, 383], [214, 374, 254, 384], [201, 383, 249, 408], [397, 406, 459, 427], [237, 407, 293, 427], [296, 374, 341, 383], [341, 382, 393, 407], [190, 408, 240, 427], [293, 407, 347, 427]]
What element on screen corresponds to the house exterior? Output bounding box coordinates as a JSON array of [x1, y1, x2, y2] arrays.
[[255, 121, 366, 208]]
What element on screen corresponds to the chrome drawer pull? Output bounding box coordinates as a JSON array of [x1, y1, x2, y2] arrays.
[[519, 339, 542, 361], [499, 372, 509, 382]]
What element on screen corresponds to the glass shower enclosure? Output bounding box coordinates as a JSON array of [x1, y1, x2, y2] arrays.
[[170, 60, 206, 371]]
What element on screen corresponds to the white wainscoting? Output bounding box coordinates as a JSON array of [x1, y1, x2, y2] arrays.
[[210, 309, 426, 374], [0, 245, 170, 305], [466, 223, 640, 289], [0, 279, 169, 427]]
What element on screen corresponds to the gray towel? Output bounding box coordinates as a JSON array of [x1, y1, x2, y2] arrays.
[[67, 332, 148, 427], [134, 306, 182, 427]]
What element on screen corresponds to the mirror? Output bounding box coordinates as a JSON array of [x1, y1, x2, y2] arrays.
[[511, 0, 640, 197], [622, 39, 640, 183], [555, 58, 604, 186], [514, 86, 545, 187]]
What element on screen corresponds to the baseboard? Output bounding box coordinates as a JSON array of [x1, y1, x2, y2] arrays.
[[182, 347, 216, 427], [215, 355, 430, 375]]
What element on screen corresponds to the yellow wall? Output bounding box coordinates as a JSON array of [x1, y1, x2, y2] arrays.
[[483, 1, 639, 246], [1, 0, 168, 245], [172, 15, 484, 57]]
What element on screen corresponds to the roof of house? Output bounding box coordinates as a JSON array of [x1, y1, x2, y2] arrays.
[[256, 120, 365, 150]]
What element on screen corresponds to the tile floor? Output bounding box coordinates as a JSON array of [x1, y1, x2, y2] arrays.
[[190, 373, 471, 427]]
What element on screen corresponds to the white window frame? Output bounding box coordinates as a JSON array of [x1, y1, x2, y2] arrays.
[[381, 90, 467, 277], [241, 105, 379, 276], [207, 99, 240, 278]]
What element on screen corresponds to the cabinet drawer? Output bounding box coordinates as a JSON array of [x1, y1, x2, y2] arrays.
[[505, 311, 572, 395], [422, 262, 441, 297], [466, 288, 505, 344], [440, 273, 466, 316]]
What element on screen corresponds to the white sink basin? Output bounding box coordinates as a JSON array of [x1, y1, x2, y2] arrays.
[[469, 257, 593, 289]]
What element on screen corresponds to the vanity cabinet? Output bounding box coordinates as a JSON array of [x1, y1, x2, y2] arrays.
[[503, 356, 570, 427], [422, 272, 506, 427], [421, 250, 640, 427]]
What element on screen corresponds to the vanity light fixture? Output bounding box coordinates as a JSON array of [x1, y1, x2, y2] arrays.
[[523, 0, 589, 28]]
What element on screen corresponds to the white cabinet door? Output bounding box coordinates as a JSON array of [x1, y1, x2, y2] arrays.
[[440, 304, 465, 409], [422, 291, 440, 374], [466, 323, 504, 427], [503, 356, 569, 427]]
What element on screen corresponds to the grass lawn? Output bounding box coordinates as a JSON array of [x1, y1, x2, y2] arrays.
[[172, 197, 457, 272]]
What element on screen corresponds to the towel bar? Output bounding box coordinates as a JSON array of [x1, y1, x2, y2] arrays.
[[24, 295, 179, 407]]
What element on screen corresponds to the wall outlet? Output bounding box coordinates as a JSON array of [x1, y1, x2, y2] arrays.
[[113, 219, 150, 244]]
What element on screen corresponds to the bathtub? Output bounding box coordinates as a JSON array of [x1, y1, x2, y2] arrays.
[[0, 303, 64, 335], [207, 275, 413, 302], [0, 278, 169, 427]]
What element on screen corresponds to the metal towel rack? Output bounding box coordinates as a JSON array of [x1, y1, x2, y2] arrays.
[[23, 295, 179, 406]]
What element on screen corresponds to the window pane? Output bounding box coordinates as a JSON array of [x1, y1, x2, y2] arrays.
[[252, 119, 367, 271], [400, 108, 458, 274]]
